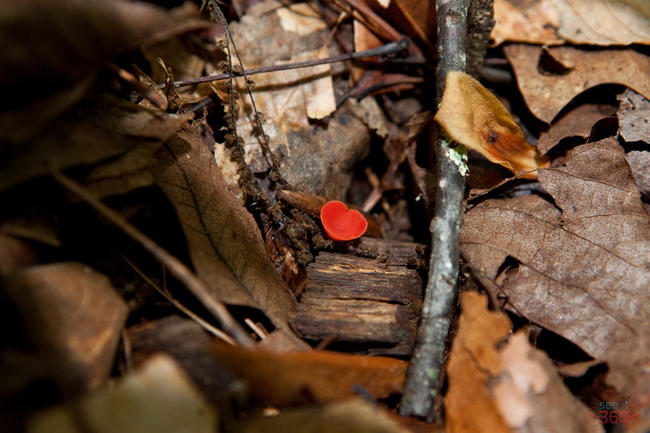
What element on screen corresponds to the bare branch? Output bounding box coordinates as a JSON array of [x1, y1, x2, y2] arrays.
[[399, 0, 471, 420]]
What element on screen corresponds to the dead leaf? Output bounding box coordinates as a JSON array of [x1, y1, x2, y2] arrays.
[[209, 342, 408, 406], [537, 104, 617, 155], [79, 140, 161, 199], [446, 293, 604, 433], [444, 291, 513, 433], [27, 355, 217, 433], [461, 138, 650, 395], [0, 0, 214, 141], [617, 89, 650, 143], [363, 0, 436, 47], [213, 0, 370, 199], [626, 151, 650, 199], [126, 316, 246, 406], [505, 45, 650, 123], [230, 0, 335, 120], [491, 0, 563, 46], [492, 0, 650, 46], [550, 0, 650, 46], [152, 128, 304, 349], [494, 332, 604, 433], [0, 95, 190, 192], [4, 262, 128, 392], [0, 234, 38, 275], [232, 398, 410, 433], [434, 71, 549, 178]]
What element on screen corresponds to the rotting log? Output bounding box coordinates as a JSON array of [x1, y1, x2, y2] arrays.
[[291, 239, 425, 355]]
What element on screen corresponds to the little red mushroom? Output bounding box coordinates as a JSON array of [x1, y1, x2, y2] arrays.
[[320, 200, 368, 241]]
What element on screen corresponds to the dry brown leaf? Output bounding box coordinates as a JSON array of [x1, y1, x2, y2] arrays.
[[446, 293, 603, 433], [27, 355, 217, 433], [232, 398, 410, 433], [461, 138, 650, 395], [0, 234, 38, 275], [0, 95, 190, 192], [494, 332, 604, 433], [0, 0, 213, 141], [352, 19, 384, 84], [505, 45, 650, 124], [4, 262, 127, 392], [444, 291, 513, 433], [209, 342, 408, 406], [537, 104, 617, 155], [215, 0, 370, 199], [626, 151, 650, 199], [152, 128, 304, 349], [492, 0, 650, 45], [434, 71, 549, 178], [550, 0, 650, 45], [79, 142, 159, 199], [617, 89, 650, 143], [231, 1, 335, 120], [492, 0, 563, 46]]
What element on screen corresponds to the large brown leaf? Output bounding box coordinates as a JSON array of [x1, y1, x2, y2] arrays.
[[209, 343, 407, 406], [505, 45, 650, 124], [492, 0, 650, 46], [445, 292, 603, 433], [4, 262, 128, 392], [461, 138, 650, 394], [0, 96, 190, 192], [0, 0, 213, 141], [152, 129, 303, 348]]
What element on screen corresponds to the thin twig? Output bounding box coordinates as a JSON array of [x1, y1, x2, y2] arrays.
[[399, 0, 470, 420], [122, 256, 237, 346], [53, 172, 255, 348], [167, 39, 409, 89]]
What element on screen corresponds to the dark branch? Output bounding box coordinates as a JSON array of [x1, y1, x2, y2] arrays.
[[399, 0, 471, 421]]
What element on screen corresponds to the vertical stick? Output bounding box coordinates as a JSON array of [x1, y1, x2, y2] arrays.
[[399, 0, 470, 420]]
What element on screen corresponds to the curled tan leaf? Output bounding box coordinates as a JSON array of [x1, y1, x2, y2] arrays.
[[434, 71, 549, 179]]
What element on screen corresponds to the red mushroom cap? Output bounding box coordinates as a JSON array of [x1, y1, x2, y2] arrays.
[[320, 200, 368, 241]]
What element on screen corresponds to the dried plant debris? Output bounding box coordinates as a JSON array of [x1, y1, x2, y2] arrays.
[[491, 0, 563, 46], [214, 0, 372, 199], [537, 104, 617, 155], [617, 89, 650, 143], [550, 0, 650, 46], [445, 292, 602, 433], [492, 0, 650, 46], [461, 138, 650, 395], [152, 128, 304, 349], [626, 151, 650, 199], [4, 263, 127, 392], [445, 291, 513, 433], [209, 343, 407, 406], [505, 45, 650, 123], [232, 398, 410, 433], [0, 0, 213, 140], [27, 355, 217, 433], [434, 71, 549, 178], [0, 96, 191, 192]]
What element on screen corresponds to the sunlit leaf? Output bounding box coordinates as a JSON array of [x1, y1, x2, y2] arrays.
[[434, 71, 549, 179]]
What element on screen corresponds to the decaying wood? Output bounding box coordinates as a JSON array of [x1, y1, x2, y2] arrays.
[[291, 239, 424, 355]]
